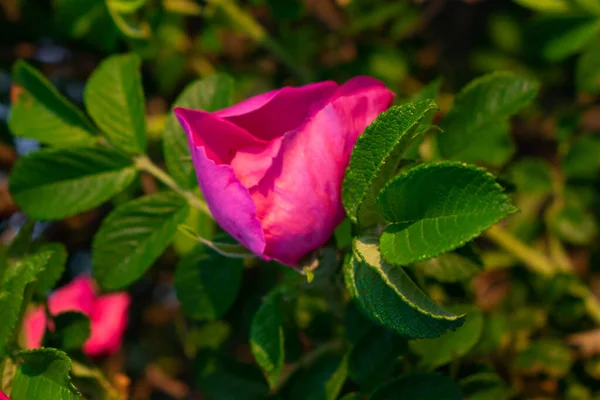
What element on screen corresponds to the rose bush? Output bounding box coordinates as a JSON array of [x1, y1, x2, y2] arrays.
[[23, 276, 130, 356], [175, 77, 394, 265]]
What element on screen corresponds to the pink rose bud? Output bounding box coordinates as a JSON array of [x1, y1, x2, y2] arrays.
[[175, 77, 394, 265], [0, 390, 9, 400], [23, 276, 131, 356]]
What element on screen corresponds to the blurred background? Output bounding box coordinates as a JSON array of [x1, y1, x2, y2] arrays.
[[2, 0, 600, 399]]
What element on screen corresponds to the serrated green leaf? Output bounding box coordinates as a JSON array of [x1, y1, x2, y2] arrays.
[[174, 246, 243, 320], [93, 192, 188, 290], [84, 54, 146, 154], [410, 306, 484, 368], [437, 71, 539, 166], [344, 237, 464, 339], [10, 147, 137, 220], [577, 40, 600, 93], [0, 251, 52, 358], [289, 354, 348, 400], [371, 372, 463, 400], [349, 326, 407, 391], [50, 312, 91, 351], [34, 243, 67, 296], [10, 348, 80, 400], [415, 247, 483, 283], [378, 162, 517, 266], [342, 100, 439, 224], [250, 289, 284, 389], [163, 74, 234, 189], [9, 61, 96, 147]]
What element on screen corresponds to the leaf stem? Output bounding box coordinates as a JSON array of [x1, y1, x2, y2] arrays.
[[134, 156, 213, 219], [270, 340, 343, 395], [484, 225, 556, 276], [486, 224, 600, 324], [207, 0, 310, 83]]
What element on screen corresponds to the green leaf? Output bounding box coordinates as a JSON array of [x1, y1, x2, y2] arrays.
[[9, 60, 96, 147], [10, 348, 80, 400], [50, 312, 91, 351], [173, 201, 215, 255], [342, 100, 439, 224], [344, 237, 464, 339], [107, 0, 146, 13], [562, 136, 600, 179], [513, 0, 571, 13], [0, 251, 52, 358], [34, 243, 67, 296], [507, 157, 553, 195], [514, 338, 573, 377], [437, 71, 539, 166], [9, 147, 137, 220], [84, 54, 146, 154], [289, 354, 348, 400], [547, 200, 597, 245], [535, 16, 600, 61], [415, 247, 483, 283], [250, 289, 284, 389], [349, 326, 407, 391], [409, 306, 484, 368], [163, 74, 234, 189], [106, 3, 151, 39], [55, 0, 119, 52], [174, 246, 243, 320], [577, 40, 600, 93], [93, 192, 189, 290], [459, 372, 513, 400], [197, 356, 269, 400], [378, 162, 517, 266], [371, 372, 463, 400]]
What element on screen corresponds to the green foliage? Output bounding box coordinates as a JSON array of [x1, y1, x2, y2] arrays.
[[342, 100, 438, 225], [437, 71, 539, 166], [174, 246, 244, 320], [4, 2, 600, 396], [348, 326, 407, 391], [0, 251, 52, 358], [370, 372, 463, 400], [9, 61, 96, 147], [250, 289, 284, 389], [163, 74, 234, 189], [9, 147, 137, 220], [345, 237, 465, 338], [409, 306, 484, 368], [10, 349, 80, 400], [34, 243, 67, 296], [84, 54, 147, 154], [92, 191, 189, 290], [49, 312, 91, 351], [288, 354, 348, 400], [378, 162, 517, 265]]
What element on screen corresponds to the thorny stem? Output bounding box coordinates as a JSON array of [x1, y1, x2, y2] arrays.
[[486, 224, 600, 324], [134, 155, 213, 219], [271, 340, 343, 395], [207, 0, 311, 83]]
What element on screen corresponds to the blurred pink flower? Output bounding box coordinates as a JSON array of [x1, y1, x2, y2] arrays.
[[176, 77, 394, 266], [23, 276, 130, 356], [0, 390, 9, 400]]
